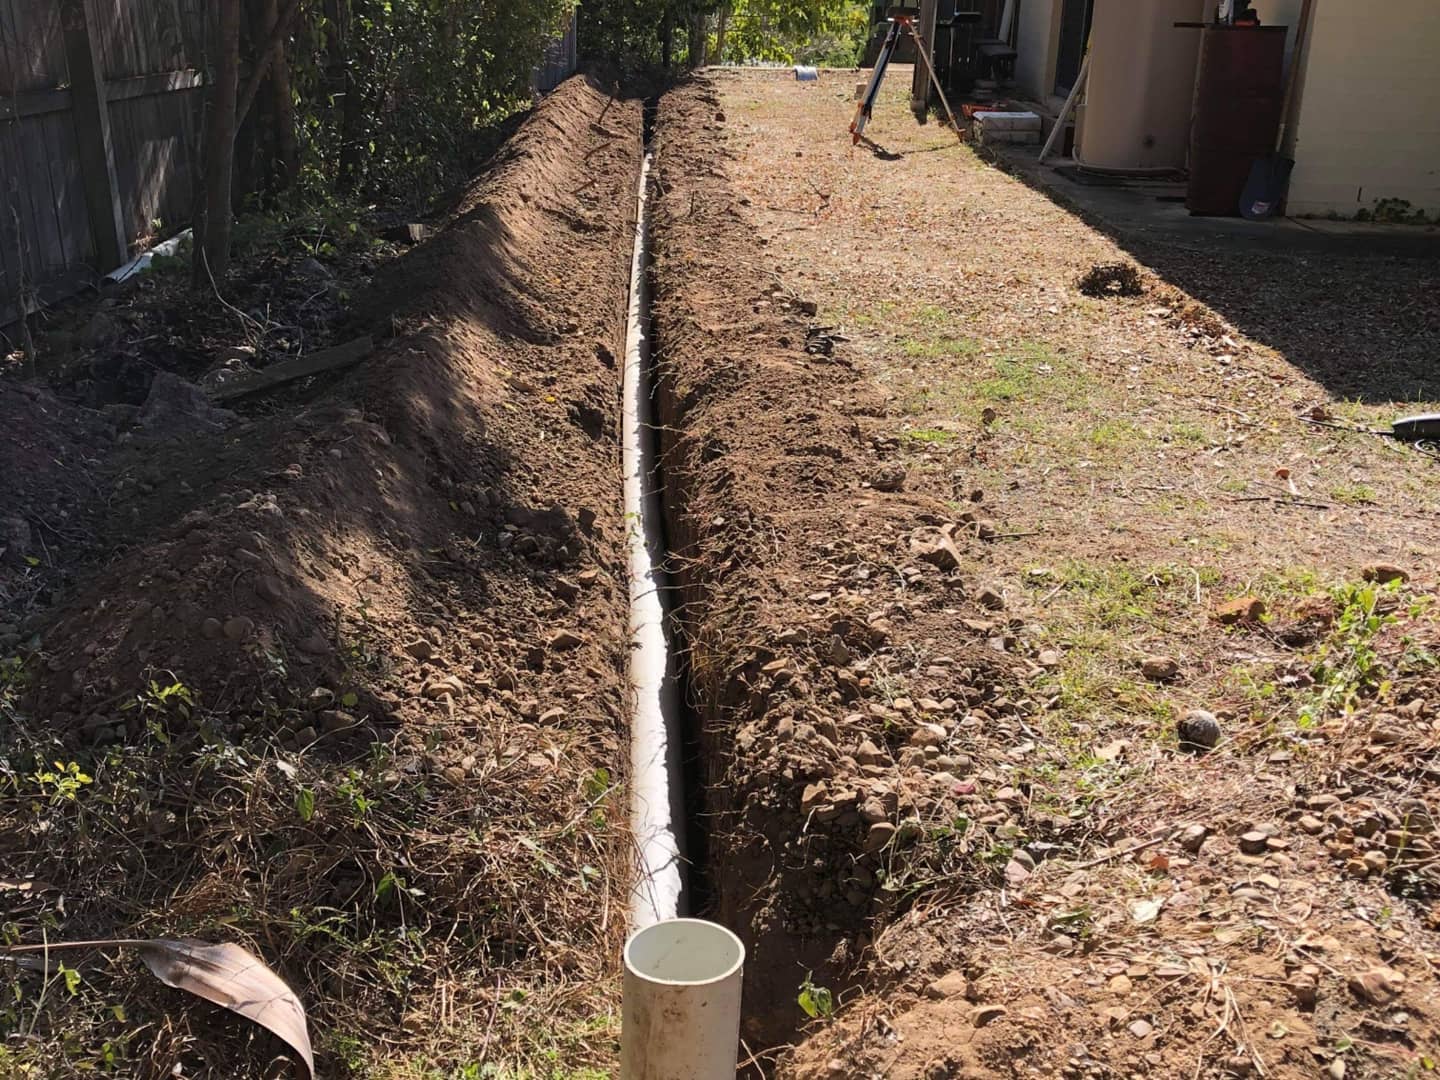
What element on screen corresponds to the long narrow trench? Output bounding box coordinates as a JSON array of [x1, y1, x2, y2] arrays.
[[623, 103, 711, 929]]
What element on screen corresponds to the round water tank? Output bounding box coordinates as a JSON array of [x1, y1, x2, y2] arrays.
[[1078, 0, 1206, 173]]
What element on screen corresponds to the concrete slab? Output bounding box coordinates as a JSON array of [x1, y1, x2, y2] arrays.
[[995, 147, 1440, 260]]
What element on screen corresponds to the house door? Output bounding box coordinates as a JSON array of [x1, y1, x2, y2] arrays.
[[1053, 0, 1093, 95]]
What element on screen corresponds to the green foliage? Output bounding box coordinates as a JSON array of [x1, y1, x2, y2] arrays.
[[797, 971, 834, 1019], [722, 0, 868, 65], [1300, 580, 1399, 726], [289, 0, 571, 204]]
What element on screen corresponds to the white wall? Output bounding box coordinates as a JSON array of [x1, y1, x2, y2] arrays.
[[1014, 0, 1060, 103], [1286, 1, 1440, 218]]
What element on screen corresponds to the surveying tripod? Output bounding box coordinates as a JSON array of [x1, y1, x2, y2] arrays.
[[849, 6, 975, 144]]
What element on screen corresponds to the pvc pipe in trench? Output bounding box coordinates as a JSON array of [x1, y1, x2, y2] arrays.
[[623, 150, 687, 929], [621, 919, 745, 1079]]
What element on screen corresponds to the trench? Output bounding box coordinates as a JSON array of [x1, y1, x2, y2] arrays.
[[623, 103, 712, 930]]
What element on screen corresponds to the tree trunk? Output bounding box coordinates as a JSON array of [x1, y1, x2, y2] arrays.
[[336, 0, 368, 191], [255, 0, 299, 191], [196, 0, 241, 286], [686, 9, 705, 69], [660, 10, 674, 70], [712, 3, 730, 64]]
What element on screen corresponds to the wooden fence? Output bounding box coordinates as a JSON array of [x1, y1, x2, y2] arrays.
[[1, 2, 579, 330], [533, 10, 578, 96], [1, 0, 209, 327]]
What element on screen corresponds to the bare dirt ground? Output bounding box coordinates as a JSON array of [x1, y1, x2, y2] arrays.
[[1, 79, 639, 1078], [653, 68, 1440, 1078]]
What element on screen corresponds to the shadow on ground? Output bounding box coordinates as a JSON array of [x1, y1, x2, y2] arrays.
[[999, 151, 1440, 405]]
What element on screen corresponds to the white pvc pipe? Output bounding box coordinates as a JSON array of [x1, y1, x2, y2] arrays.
[[621, 919, 745, 1079], [623, 151, 687, 929]]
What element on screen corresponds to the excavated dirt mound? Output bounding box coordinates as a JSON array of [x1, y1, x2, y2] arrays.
[[1, 78, 640, 1076]]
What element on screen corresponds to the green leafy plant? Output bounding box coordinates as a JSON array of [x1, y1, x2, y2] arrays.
[[797, 972, 834, 1019], [1301, 580, 1399, 725], [30, 760, 93, 804]]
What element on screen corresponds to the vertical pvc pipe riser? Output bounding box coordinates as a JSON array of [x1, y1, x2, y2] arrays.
[[621, 919, 745, 1080], [623, 151, 686, 929]]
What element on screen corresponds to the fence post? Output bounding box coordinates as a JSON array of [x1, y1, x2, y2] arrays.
[[60, 0, 127, 272]]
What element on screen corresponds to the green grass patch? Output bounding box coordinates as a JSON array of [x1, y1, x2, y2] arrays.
[[903, 427, 957, 445], [1330, 483, 1378, 505]]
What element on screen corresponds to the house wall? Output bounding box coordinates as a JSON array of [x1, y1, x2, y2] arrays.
[[1013, 0, 1062, 104], [1286, 1, 1440, 218]]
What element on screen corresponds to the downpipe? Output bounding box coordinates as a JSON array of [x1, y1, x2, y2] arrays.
[[619, 146, 746, 1075]]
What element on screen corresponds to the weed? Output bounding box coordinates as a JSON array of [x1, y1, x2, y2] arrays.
[[1330, 483, 1378, 505], [899, 335, 979, 360], [797, 972, 834, 1020], [1088, 420, 1142, 450], [903, 427, 956, 445], [1299, 580, 1400, 725]]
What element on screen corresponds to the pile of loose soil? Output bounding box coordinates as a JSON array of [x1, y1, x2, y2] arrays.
[[0, 77, 641, 1076]]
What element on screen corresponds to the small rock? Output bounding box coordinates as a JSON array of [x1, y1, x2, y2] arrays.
[[1003, 858, 1031, 886], [859, 797, 887, 824], [404, 639, 436, 660], [319, 709, 356, 732], [1362, 849, 1388, 874], [1179, 824, 1209, 853], [975, 519, 998, 541], [1127, 1019, 1153, 1039], [1214, 596, 1265, 625], [199, 617, 223, 640], [971, 1005, 1007, 1028], [1345, 858, 1370, 879], [1108, 974, 1133, 995], [548, 629, 584, 650], [421, 674, 464, 699], [925, 971, 970, 1000], [223, 616, 255, 642], [135, 372, 238, 439], [1140, 655, 1179, 682], [293, 725, 318, 744], [869, 463, 907, 492], [976, 587, 1004, 610], [1361, 562, 1408, 585], [864, 821, 896, 853], [1327, 1060, 1346, 1080], [539, 706, 566, 724], [1349, 967, 1405, 1006], [1037, 649, 1062, 669], [1238, 831, 1269, 855], [1298, 814, 1325, 835], [1177, 709, 1222, 751]]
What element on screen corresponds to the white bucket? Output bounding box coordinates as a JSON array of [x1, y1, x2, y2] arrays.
[[620, 919, 745, 1078]]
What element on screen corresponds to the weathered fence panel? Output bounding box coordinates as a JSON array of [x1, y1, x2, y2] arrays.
[[0, 0, 206, 327], [2, 0, 575, 330], [533, 10, 578, 96]]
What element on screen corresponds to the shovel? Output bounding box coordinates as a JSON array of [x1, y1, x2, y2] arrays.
[[1240, 0, 1313, 219]]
